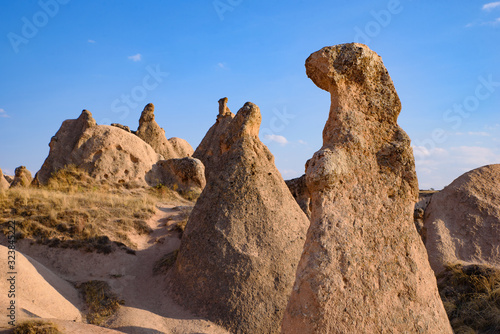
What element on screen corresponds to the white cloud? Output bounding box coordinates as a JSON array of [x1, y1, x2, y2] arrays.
[[264, 134, 288, 145], [280, 169, 302, 179], [88, 39, 96, 43], [413, 145, 500, 189], [483, 1, 500, 11], [468, 131, 491, 136], [0, 108, 10, 118], [128, 53, 142, 62], [218, 62, 225, 68], [298, 139, 307, 145]]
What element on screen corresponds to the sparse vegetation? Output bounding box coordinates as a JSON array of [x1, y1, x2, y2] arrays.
[[437, 263, 500, 334], [171, 206, 193, 237], [0, 165, 180, 252], [77, 280, 124, 326], [13, 320, 61, 334], [153, 250, 179, 275]]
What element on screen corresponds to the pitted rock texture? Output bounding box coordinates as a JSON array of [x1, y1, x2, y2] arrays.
[[424, 164, 500, 274], [170, 102, 309, 334], [0, 168, 10, 190], [147, 157, 206, 194], [136, 103, 193, 159], [193, 97, 235, 181], [285, 175, 311, 219], [10, 166, 33, 188], [281, 43, 451, 334], [33, 110, 162, 186]]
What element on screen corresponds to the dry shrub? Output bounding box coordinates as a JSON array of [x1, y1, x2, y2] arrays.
[[77, 280, 124, 326], [13, 320, 61, 334], [437, 263, 500, 334]]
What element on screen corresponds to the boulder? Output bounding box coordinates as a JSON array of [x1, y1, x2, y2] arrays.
[[0, 168, 10, 190], [193, 97, 235, 180], [285, 175, 311, 219], [10, 166, 33, 188], [282, 43, 451, 334], [423, 164, 500, 273], [146, 157, 206, 194], [111, 123, 131, 133], [136, 103, 193, 159], [33, 110, 162, 186], [170, 102, 309, 334]]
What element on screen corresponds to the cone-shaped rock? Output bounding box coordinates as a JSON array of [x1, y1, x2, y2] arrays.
[[424, 164, 500, 273], [0, 168, 10, 190], [10, 166, 33, 188], [282, 43, 452, 333], [33, 110, 162, 186], [170, 102, 309, 334], [136, 103, 193, 159], [193, 97, 235, 180]]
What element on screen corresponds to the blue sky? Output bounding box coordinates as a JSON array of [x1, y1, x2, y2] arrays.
[[0, 0, 499, 189]]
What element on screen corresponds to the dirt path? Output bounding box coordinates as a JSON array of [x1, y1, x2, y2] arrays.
[[5, 202, 229, 334]]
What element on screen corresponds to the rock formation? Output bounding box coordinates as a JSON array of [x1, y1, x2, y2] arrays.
[[10, 166, 33, 188], [193, 97, 235, 180], [424, 164, 500, 273], [33, 110, 162, 186], [170, 102, 309, 334], [136, 103, 193, 159], [285, 175, 311, 219], [146, 157, 206, 195], [111, 123, 131, 133], [282, 43, 451, 333], [0, 168, 10, 190]]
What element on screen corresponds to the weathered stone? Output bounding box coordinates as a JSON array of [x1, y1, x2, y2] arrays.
[[136, 103, 193, 159], [10, 166, 33, 188], [147, 157, 206, 195], [111, 123, 131, 133], [0, 168, 10, 190], [285, 175, 311, 219], [282, 43, 451, 334], [33, 110, 162, 186], [170, 102, 309, 334], [424, 164, 500, 273], [193, 97, 235, 180]]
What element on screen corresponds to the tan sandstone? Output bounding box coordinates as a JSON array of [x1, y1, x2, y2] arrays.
[[281, 43, 451, 334], [136, 103, 194, 159], [285, 174, 311, 219], [193, 97, 235, 180], [0, 168, 9, 190], [10, 166, 33, 188], [424, 164, 500, 273], [170, 102, 309, 334], [146, 157, 206, 194], [33, 110, 162, 186]]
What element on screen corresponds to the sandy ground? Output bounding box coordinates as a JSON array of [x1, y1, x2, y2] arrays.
[[0, 202, 229, 334]]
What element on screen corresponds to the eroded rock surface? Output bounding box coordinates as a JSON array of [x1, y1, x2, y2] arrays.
[[424, 164, 500, 273], [147, 157, 206, 195], [34, 110, 162, 186], [170, 102, 309, 334], [136, 103, 193, 159], [285, 175, 311, 219], [10, 166, 33, 188], [282, 43, 451, 334], [193, 97, 235, 180], [0, 168, 10, 190]]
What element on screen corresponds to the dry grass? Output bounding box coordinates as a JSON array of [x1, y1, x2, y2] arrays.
[[171, 206, 193, 237], [0, 165, 179, 252], [13, 320, 61, 334], [437, 263, 500, 334], [76, 280, 124, 326]]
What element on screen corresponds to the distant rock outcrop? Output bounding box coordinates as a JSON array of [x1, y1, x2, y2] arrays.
[[147, 157, 206, 195], [33, 110, 162, 186], [193, 97, 235, 180], [170, 102, 309, 334], [424, 164, 500, 273], [111, 123, 131, 133], [0, 168, 10, 190], [136, 103, 193, 159], [10, 166, 33, 188], [282, 43, 451, 334], [285, 175, 311, 219]]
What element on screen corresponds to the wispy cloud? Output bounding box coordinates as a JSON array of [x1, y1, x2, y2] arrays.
[[264, 134, 288, 145], [0, 108, 10, 118], [88, 39, 96, 43], [128, 53, 142, 62], [298, 139, 307, 145], [483, 1, 500, 11]]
